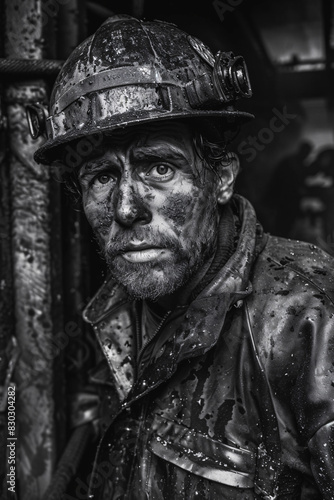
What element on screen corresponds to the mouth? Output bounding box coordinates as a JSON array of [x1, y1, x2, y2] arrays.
[[122, 248, 167, 263], [120, 241, 167, 263]]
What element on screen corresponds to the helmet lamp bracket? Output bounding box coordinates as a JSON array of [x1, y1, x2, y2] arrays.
[[26, 103, 49, 140]]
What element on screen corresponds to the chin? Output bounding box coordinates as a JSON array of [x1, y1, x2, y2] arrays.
[[107, 256, 191, 301]]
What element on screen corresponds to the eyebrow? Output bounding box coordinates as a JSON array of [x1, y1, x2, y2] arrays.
[[78, 158, 113, 180], [131, 145, 189, 164]]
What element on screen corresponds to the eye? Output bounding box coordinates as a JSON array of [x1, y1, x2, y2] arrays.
[[92, 172, 115, 187], [156, 165, 169, 175], [146, 164, 174, 181], [96, 173, 111, 184]]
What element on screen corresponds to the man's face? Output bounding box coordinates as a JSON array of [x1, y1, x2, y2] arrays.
[[78, 121, 223, 300]]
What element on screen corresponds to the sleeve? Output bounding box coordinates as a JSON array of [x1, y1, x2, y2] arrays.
[[292, 294, 334, 498], [308, 421, 334, 498]]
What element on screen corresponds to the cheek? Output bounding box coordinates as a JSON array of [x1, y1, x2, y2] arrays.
[[159, 193, 192, 228], [83, 195, 114, 237], [158, 186, 219, 237]]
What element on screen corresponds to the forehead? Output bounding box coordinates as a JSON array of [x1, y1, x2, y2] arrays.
[[83, 120, 195, 164]]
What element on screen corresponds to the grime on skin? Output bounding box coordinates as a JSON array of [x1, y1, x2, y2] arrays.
[[78, 121, 238, 308]]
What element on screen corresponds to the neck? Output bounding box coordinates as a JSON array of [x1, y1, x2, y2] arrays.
[[148, 253, 215, 314]]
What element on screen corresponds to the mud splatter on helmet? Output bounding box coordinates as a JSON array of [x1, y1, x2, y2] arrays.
[[34, 14, 253, 164]]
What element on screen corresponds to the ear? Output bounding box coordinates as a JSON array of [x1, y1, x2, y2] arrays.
[[217, 153, 240, 205]]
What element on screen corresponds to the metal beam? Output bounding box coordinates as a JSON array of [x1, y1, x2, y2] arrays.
[[277, 68, 334, 100]]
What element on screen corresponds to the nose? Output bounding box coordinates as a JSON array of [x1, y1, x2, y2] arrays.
[[114, 178, 151, 227]]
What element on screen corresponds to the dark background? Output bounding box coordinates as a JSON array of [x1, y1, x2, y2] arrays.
[[1, 1, 334, 499]]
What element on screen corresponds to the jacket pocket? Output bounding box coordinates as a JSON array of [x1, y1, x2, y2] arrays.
[[148, 414, 256, 489]]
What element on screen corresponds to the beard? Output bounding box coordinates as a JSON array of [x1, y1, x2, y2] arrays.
[[97, 227, 216, 301]]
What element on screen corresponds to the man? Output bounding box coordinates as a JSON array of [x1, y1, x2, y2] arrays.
[[32, 14, 334, 500]]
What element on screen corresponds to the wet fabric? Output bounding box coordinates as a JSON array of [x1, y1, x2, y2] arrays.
[[83, 194, 334, 499]]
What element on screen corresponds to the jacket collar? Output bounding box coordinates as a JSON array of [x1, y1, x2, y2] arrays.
[[83, 195, 266, 402]]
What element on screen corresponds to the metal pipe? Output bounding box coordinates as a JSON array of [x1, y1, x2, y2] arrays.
[[0, 3, 15, 496], [4, 0, 61, 498], [0, 121, 15, 500]]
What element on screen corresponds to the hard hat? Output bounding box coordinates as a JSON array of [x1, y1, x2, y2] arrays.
[[33, 14, 253, 165]]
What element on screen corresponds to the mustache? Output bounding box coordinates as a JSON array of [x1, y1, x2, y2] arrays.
[[104, 227, 182, 257]]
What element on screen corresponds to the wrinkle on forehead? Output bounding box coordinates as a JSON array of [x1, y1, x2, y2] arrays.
[[104, 122, 194, 161], [80, 120, 200, 175]]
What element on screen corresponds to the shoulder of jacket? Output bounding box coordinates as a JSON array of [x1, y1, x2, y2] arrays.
[[245, 236, 334, 375], [252, 235, 334, 305], [82, 275, 130, 324]]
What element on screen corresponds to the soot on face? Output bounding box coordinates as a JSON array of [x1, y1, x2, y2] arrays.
[[80, 121, 225, 301], [160, 194, 192, 228]]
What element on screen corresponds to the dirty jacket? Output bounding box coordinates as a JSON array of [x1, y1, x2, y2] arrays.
[[83, 195, 334, 499]]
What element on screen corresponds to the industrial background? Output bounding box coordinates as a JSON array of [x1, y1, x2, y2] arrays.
[[0, 0, 334, 499]]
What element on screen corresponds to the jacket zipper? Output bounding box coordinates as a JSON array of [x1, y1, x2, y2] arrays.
[[136, 306, 172, 374]]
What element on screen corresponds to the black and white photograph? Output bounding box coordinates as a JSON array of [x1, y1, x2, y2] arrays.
[[1, 1, 334, 499]]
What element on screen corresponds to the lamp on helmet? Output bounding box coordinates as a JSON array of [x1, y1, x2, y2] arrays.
[[33, 14, 253, 165]]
